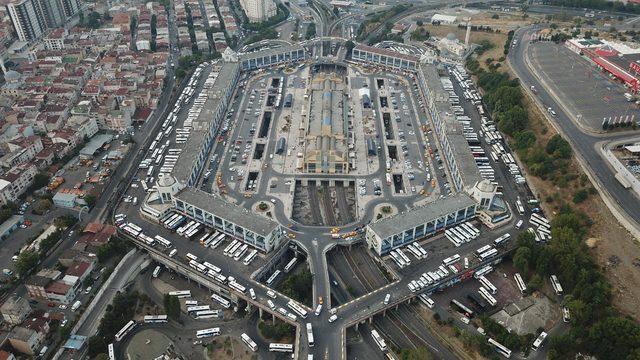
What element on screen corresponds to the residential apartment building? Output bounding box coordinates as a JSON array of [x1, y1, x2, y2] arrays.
[[0, 163, 37, 205], [239, 0, 276, 22], [6, 0, 81, 41], [7, 317, 49, 355], [0, 296, 31, 325]]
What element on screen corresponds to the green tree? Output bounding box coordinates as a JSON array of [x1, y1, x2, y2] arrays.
[[15, 250, 39, 277], [572, 190, 588, 204], [587, 317, 640, 359], [528, 273, 543, 291], [546, 134, 572, 159], [416, 20, 423, 26], [397, 347, 433, 360], [84, 194, 97, 207], [54, 215, 77, 229], [497, 105, 528, 135], [31, 172, 50, 190], [513, 246, 531, 274], [514, 130, 536, 150], [164, 294, 180, 320]]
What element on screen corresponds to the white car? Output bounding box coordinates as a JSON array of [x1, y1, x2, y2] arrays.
[[328, 314, 337, 323]]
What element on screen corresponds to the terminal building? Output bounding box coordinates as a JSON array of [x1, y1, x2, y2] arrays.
[[171, 62, 240, 188], [239, 44, 306, 71], [366, 193, 477, 255], [417, 64, 482, 193], [352, 44, 419, 71]]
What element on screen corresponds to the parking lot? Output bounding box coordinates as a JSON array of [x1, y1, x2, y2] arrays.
[[530, 42, 640, 131]]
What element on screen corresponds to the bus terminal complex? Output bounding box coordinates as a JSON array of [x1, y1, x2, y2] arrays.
[[113, 38, 542, 357]]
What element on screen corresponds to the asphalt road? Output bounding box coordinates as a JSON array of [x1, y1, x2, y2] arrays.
[[509, 27, 640, 234]]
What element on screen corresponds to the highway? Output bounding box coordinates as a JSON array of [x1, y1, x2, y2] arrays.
[[508, 27, 640, 236]]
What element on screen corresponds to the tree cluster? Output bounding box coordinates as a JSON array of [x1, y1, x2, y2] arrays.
[[543, 0, 640, 14], [258, 319, 292, 341], [88, 291, 140, 358], [512, 208, 640, 359], [164, 294, 181, 320], [279, 268, 313, 306]]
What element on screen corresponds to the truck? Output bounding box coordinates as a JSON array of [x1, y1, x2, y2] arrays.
[[71, 300, 82, 312]]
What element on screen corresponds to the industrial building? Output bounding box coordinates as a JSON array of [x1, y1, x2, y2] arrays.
[[366, 193, 477, 255]]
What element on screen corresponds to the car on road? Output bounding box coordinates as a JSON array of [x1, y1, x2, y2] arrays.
[[328, 314, 337, 323], [59, 304, 67, 310]]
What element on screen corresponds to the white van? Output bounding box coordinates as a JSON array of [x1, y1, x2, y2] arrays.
[[515, 219, 524, 229], [315, 304, 322, 316], [384, 294, 390, 305], [249, 288, 256, 300], [266, 290, 276, 299]]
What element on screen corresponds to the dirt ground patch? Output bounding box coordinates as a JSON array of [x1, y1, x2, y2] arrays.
[[206, 336, 257, 360], [506, 70, 640, 321]]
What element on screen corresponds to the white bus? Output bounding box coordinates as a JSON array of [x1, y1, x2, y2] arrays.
[[196, 327, 221, 338], [269, 343, 294, 352], [284, 257, 298, 273], [488, 338, 512, 358], [211, 294, 231, 308], [144, 315, 168, 323], [185, 253, 198, 262], [446, 231, 463, 247], [371, 329, 388, 352], [189, 260, 207, 274], [241, 333, 258, 352], [493, 233, 511, 247], [407, 244, 422, 259], [152, 266, 161, 278], [478, 276, 498, 295], [530, 213, 550, 227], [479, 286, 497, 306], [390, 251, 406, 268], [195, 310, 220, 319], [474, 245, 494, 258], [306, 323, 314, 347], [515, 199, 525, 215], [442, 254, 461, 266], [478, 248, 498, 262], [115, 320, 136, 342], [514, 273, 527, 294], [287, 300, 308, 319], [187, 305, 211, 313], [185, 300, 198, 306], [168, 290, 191, 298], [227, 242, 242, 258], [396, 249, 411, 265], [203, 261, 221, 274], [223, 240, 238, 256], [210, 234, 225, 249], [198, 232, 212, 246], [474, 265, 492, 279], [108, 343, 115, 360], [154, 235, 172, 248], [243, 249, 258, 266], [233, 244, 248, 261], [414, 243, 428, 258], [229, 280, 246, 294], [266, 270, 281, 286], [418, 294, 435, 308], [550, 275, 563, 296], [531, 331, 547, 351], [462, 222, 480, 237]]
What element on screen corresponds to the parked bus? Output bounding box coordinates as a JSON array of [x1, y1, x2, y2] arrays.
[[229, 280, 246, 294], [478, 248, 498, 262], [266, 270, 281, 286], [144, 315, 168, 323], [154, 235, 172, 249], [152, 266, 161, 278], [479, 286, 497, 306], [203, 261, 221, 274], [196, 328, 221, 338], [223, 240, 239, 256], [371, 329, 388, 352], [284, 257, 298, 273], [233, 244, 248, 261], [287, 300, 308, 318], [550, 275, 563, 296], [478, 276, 498, 295], [306, 323, 314, 347], [211, 294, 231, 308], [493, 233, 511, 247], [168, 290, 191, 298], [243, 249, 258, 266], [115, 320, 136, 342], [531, 331, 548, 351], [195, 310, 220, 319], [450, 299, 474, 318], [396, 249, 411, 265], [474, 245, 494, 258], [186, 253, 198, 262], [488, 338, 512, 358], [442, 254, 461, 266], [187, 305, 210, 313], [241, 333, 258, 352], [530, 213, 550, 227], [210, 234, 225, 249], [108, 343, 115, 360], [514, 273, 527, 294]]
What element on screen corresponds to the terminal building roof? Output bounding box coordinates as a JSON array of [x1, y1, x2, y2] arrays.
[[368, 193, 476, 239], [171, 62, 239, 185], [175, 187, 281, 236], [420, 64, 481, 189], [239, 43, 304, 60]]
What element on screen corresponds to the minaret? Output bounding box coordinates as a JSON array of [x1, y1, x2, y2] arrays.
[[465, 18, 471, 47]]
